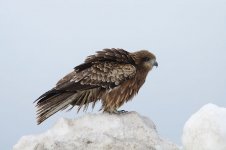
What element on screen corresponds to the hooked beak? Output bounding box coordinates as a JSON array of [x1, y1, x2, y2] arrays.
[[153, 61, 158, 68]]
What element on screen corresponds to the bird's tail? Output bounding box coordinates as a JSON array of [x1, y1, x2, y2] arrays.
[[35, 89, 76, 124]]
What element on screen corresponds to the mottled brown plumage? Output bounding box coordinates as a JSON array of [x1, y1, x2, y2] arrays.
[[35, 48, 158, 124]]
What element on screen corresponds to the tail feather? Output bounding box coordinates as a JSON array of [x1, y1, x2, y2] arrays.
[[34, 88, 63, 103], [35, 88, 102, 124], [35, 91, 76, 124]]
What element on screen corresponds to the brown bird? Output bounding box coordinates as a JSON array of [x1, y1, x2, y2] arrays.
[[35, 48, 158, 124]]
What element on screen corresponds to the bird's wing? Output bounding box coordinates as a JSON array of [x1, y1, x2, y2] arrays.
[[36, 49, 136, 103], [55, 48, 136, 91], [75, 62, 136, 87], [56, 62, 136, 91]]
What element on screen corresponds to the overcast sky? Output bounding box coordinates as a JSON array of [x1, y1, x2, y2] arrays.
[[1, 0, 226, 149]]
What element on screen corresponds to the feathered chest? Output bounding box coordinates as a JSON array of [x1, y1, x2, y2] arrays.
[[102, 72, 147, 107]]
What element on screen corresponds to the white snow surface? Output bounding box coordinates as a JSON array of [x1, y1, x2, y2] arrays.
[[182, 103, 226, 150], [14, 112, 179, 150]]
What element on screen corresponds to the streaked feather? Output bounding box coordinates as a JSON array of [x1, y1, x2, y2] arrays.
[[35, 48, 157, 124]]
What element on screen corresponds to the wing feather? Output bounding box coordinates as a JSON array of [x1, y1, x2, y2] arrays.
[[57, 63, 136, 92], [70, 62, 136, 89]]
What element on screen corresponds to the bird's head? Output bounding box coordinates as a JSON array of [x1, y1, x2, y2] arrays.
[[131, 50, 158, 71]]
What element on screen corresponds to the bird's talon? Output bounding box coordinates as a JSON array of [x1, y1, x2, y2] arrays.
[[116, 110, 128, 114]]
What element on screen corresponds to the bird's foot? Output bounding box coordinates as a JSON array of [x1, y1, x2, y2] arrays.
[[112, 110, 128, 114], [104, 109, 128, 114]]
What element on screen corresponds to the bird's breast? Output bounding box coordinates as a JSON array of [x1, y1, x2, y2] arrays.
[[102, 74, 146, 109]]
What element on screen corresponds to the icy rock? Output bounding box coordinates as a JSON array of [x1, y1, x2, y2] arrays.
[[14, 112, 179, 150], [182, 103, 226, 150]]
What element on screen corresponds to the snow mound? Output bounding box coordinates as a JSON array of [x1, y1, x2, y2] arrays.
[[182, 103, 226, 150], [14, 112, 179, 150]]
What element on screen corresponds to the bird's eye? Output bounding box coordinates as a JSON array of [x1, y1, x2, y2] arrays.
[[143, 57, 150, 62]]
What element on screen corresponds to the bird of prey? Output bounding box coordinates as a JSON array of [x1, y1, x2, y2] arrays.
[[35, 48, 158, 124]]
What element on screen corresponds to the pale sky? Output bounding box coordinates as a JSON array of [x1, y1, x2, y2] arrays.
[[1, 0, 226, 149]]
